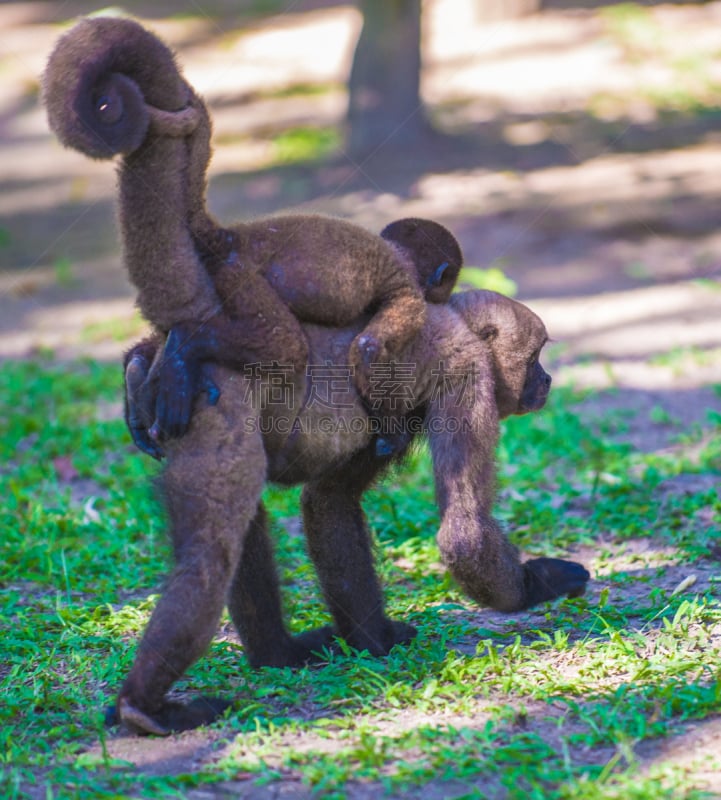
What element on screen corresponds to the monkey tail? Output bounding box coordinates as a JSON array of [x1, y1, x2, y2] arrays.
[[43, 17, 192, 159]]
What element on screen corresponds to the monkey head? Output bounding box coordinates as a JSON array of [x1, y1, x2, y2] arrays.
[[380, 218, 463, 303], [43, 16, 200, 159], [449, 290, 552, 419]]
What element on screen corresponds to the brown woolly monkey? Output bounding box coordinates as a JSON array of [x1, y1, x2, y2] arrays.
[[43, 17, 464, 446], [115, 290, 590, 735]]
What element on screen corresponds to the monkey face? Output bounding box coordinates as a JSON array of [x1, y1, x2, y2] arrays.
[[518, 354, 552, 413], [448, 290, 552, 419], [491, 305, 551, 418], [493, 340, 551, 418]]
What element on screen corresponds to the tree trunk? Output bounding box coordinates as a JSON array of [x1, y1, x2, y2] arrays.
[[346, 0, 425, 158], [346, 0, 542, 157]]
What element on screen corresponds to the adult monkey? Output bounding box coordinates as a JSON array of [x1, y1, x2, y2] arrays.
[[117, 290, 590, 736], [42, 15, 589, 735]]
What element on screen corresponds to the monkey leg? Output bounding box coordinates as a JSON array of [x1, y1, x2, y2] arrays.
[[349, 254, 427, 407], [301, 453, 416, 656], [227, 503, 336, 668], [116, 373, 267, 735], [153, 268, 309, 442]]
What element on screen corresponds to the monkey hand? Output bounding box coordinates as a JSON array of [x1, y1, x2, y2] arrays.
[[152, 351, 220, 441], [522, 557, 590, 609], [125, 349, 165, 460]]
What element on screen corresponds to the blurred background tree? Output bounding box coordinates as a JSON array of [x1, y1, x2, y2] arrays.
[[347, 0, 540, 156], [347, 0, 424, 156]]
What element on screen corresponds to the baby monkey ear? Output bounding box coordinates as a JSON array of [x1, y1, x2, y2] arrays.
[[380, 217, 463, 304], [478, 325, 498, 341], [427, 261, 450, 288]]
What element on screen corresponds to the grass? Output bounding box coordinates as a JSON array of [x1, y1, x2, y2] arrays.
[[456, 264, 518, 297], [1, 355, 720, 799], [270, 125, 342, 165]]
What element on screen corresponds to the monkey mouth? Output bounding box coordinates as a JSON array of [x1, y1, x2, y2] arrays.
[[519, 390, 549, 414]]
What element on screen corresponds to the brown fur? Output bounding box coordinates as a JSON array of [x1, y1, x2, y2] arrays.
[[42, 17, 589, 739], [116, 290, 589, 734], [381, 217, 463, 304], [43, 18, 470, 427]]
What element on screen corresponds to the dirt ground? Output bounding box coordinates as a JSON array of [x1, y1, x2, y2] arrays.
[[2, 0, 721, 796]]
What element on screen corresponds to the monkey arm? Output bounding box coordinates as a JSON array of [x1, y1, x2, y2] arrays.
[[425, 357, 528, 611], [349, 270, 427, 399], [418, 304, 589, 611], [427, 378, 588, 612]]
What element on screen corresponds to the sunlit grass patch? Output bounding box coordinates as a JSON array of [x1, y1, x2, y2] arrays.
[[270, 125, 342, 165], [456, 264, 518, 297], [1, 358, 720, 798]]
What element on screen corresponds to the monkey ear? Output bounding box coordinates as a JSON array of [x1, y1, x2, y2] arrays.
[[478, 325, 498, 341], [427, 262, 450, 288]]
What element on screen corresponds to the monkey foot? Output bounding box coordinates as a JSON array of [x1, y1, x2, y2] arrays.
[[522, 557, 590, 609], [375, 437, 399, 458], [246, 626, 337, 668], [247, 620, 417, 667], [286, 626, 340, 665], [108, 695, 233, 736], [383, 619, 418, 651], [126, 354, 164, 460], [345, 619, 418, 657], [349, 333, 390, 398]]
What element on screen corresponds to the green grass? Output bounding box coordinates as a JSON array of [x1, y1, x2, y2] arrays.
[[1, 358, 720, 798], [270, 126, 342, 165], [456, 264, 518, 297]]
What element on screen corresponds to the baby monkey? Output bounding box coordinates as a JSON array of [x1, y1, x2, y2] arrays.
[[43, 17, 462, 450]]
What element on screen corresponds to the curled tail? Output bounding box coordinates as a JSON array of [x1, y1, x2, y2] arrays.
[[43, 17, 194, 159]]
